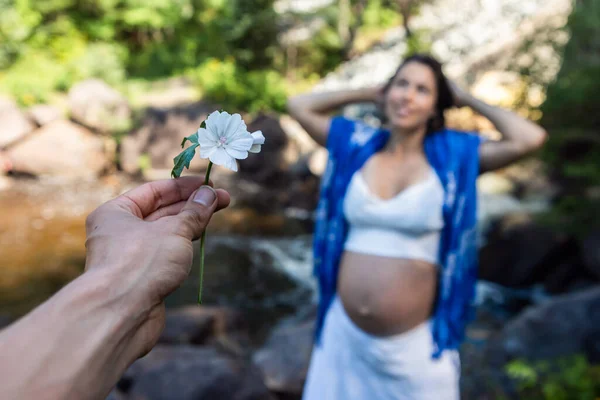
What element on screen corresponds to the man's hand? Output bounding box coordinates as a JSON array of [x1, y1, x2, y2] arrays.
[[84, 177, 230, 356], [0, 177, 231, 400]]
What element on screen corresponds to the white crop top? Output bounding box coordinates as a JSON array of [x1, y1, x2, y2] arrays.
[[343, 168, 444, 264]]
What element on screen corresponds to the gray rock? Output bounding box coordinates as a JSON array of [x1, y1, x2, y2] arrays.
[[125, 345, 274, 400], [238, 113, 289, 184], [69, 79, 131, 133], [478, 216, 566, 289], [253, 319, 314, 396], [582, 229, 600, 281], [0, 101, 36, 148], [485, 286, 600, 365], [27, 105, 63, 126], [159, 305, 246, 346], [7, 120, 109, 178], [316, 0, 570, 93]]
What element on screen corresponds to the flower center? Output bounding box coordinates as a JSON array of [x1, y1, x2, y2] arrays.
[[217, 136, 227, 147]]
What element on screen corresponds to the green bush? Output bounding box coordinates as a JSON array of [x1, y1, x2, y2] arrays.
[[292, 26, 345, 79], [0, 52, 64, 106], [535, 0, 600, 237], [506, 356, 600, 400], [362, 0, 401, 29], [0, 0, 280, 102], [190, 58, 287, 114]]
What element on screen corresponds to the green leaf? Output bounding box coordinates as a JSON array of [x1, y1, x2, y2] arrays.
[[171, 143, 199, 178], [180, 132, 199, 148]]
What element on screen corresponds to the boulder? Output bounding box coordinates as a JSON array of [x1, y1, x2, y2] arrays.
[[7, 120, 108, 178], [124, 345, 274, 400], [0, 100, 36, 148], [581, 228, 600, 281], [120, 102, 213, 174], [238, 114, 290, 184], [27, 104, 63, 127], [479, 215, 566, 289], [485, 286, 600, 365], [253, 319, 314, 396], [69, 79, 131, 133], [159, 305, 246, 346]]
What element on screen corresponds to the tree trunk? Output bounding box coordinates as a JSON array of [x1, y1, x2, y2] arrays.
[[341, 0, 367, 61], [338, 0, 351, 43], [402, 11, 413, 38]]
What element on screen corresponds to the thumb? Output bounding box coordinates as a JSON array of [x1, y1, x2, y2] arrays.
[[174, 185, 218, 240]]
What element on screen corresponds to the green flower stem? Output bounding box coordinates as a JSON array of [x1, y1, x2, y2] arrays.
[[198, 161, 213, 304]]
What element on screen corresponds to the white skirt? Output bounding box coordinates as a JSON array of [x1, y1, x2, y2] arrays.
[[302, 296, 460, 400]]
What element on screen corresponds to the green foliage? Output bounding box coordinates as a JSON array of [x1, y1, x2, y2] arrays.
[[0, 0, 427, 112], [189, 58, 287, 114], [537, 0, 600, 236], [506, 356, 600, 400], [404, 28, 432, 56], [541, 0, 600, 148], [362, 0, 401, 28], [292, 26, 345, 78], [0, 0, 280, 106], [181, 131, 200, 148], [171, 143, 199, 178], [282, 0, 401, 80], [0, 52, 63, 106], [225, 0, 279, 70]]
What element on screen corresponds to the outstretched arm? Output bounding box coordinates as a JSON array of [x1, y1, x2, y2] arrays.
[[450, 82, 547, 173], [287, 87, 380, 147], [0, 177, 230, 400]]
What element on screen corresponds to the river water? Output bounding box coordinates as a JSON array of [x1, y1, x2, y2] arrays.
[[0, 174, 549, 344], [0, 177, 317, 343]]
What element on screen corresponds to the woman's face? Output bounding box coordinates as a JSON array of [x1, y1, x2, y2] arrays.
[[384, 62, 438, 132]]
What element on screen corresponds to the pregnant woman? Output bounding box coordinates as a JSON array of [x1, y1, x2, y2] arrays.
[[287, 54, 547, 399]]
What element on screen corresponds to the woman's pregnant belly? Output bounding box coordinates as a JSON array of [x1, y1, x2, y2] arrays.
[[337, 250, 438, 336]]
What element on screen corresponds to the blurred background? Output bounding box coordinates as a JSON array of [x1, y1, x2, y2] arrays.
[[0, 0, 599, 399]]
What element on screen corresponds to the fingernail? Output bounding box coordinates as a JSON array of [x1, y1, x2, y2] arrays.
[[194, 186, 216, 206]]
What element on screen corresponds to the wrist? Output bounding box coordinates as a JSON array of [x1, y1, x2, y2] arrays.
[[55, 268, 148, 396], [0, 268, 145, 400], [460, 91, 481, 109], [360, 87, 379, 102]]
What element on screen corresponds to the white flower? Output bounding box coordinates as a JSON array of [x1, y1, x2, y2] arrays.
[[197, 111, 253, 172], [249, 130, 265, 153]]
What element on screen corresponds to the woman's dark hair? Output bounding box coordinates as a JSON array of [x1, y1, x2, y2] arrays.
[[380, 53, 454, 134]]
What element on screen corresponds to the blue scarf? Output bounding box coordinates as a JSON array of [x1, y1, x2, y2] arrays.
[[313, 116, 483, 358]]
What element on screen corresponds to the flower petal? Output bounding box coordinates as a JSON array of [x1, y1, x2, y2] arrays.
[[248, 130, 265, 153], [197, 128, 217, 147], [223, 113, 245, 139], [226, 157, 238, 172], [209, 147, 238, 171], [199, 144, 217, 159], [227, 134, 253, 152], [226, 124, 251, 145], [203, 112, 224, 140], [225, 146, 249, 160], [251, 130, 265, 145], [206, 111, 231, 138]]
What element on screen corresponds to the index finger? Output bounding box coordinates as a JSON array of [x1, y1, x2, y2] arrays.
[[113, 176, 209, 218]]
